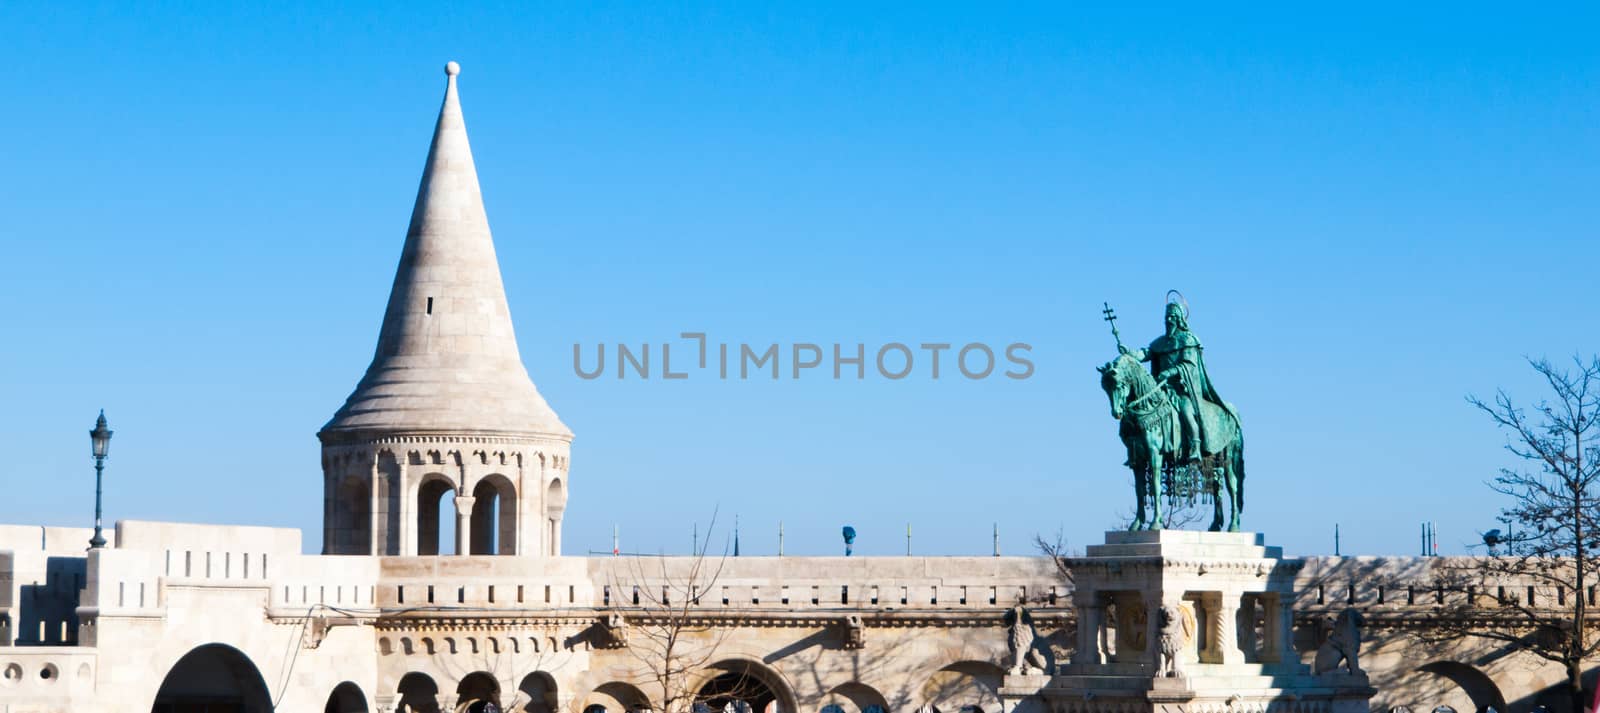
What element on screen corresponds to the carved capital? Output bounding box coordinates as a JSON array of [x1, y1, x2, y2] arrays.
[[840, 614, 866, 650]]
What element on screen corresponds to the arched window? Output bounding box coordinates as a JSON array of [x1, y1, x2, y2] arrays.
[[471, 475, 517, 555], [324, 681, 368, 713], [417, 477, 457, 555], [457, 671, 500, 713], [335, 476, 372, 554], [397, 672, 440, 713], [546, 478, 567, 556]]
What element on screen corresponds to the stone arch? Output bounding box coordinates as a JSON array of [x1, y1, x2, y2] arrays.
[[417, 473, 458, 555], [1409, 662, 1507, 713], [325, 680, 369, 713], [545, 478, 567, 556], [334, 473, 373, 554], [151, 643, 272, 713], [398, 672, 441, 713], [517, 671, 558, 713], [375, 450, 403, 555], [470, 473, 518, 555], [694, 659, 798, 713], [581, 681, 650, 713], [457, 671, 501, 712], [919, 661, 1004, 713], [824, 682, 890, 713]]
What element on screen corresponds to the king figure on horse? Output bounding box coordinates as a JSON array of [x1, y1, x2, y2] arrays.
[[1098, 294, 1246, 531]]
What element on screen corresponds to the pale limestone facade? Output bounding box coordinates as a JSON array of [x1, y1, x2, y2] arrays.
[[0, 64, 1586, 713]]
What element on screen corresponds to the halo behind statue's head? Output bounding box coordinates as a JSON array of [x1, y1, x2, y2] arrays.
[[1165, 290, 1190, 320]]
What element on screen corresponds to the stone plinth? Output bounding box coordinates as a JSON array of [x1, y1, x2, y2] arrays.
[[1001, 530, 1375, 713]]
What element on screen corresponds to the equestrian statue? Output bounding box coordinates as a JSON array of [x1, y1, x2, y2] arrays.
[[1097, 293, 1245, 531]]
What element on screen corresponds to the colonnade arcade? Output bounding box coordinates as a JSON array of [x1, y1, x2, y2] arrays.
[[320, 441, 570, 557]]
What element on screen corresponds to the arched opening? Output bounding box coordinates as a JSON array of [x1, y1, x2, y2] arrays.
[[457, 672, 501, 713], [582, 681, 651, 713], [150, 643, 272, 713], [397, 672, 441, 713], [695, 660, 795, 713], [1407, 662, 1507, 713], [325, 681, 369, 713], [377, 450, 403, 555], [920, 662, 1003, 713], [823, 682, 889, 713], [470, 475, 518, 555], [418, 476, 457, 556], [545, 479, 566, 557], [516, 672, 558, 713], [335, 476, 372, 554]]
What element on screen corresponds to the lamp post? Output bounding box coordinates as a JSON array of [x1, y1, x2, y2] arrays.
[[88, 410, 112, 549]]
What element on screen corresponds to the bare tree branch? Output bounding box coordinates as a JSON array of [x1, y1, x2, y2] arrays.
[[1427, 356, 1600, 712]]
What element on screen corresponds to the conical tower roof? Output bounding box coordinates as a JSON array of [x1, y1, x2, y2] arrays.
[[322, 62, 571, 442]]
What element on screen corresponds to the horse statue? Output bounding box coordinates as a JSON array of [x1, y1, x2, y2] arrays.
[[1097, 351, 1245, 531]]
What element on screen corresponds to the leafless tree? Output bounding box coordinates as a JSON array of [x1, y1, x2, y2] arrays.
[[1424, 356, 1600, 713], [604, 514, 769, 713], [1034, 529, 1077, 588]]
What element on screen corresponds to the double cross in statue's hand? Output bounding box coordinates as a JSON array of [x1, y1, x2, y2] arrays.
[[1103, 302, 1126, 353]]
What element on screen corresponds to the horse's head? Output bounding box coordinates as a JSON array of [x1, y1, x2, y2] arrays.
[[1097, 354, 1135, 420]]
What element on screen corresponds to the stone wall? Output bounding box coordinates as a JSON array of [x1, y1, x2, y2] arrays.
[[0, 522, 1587, 713]]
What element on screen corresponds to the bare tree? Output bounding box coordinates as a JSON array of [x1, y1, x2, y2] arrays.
[[604, 515, 770, 713], [1425, 356, 1600, 713], [1034, 529, 1077, 588]]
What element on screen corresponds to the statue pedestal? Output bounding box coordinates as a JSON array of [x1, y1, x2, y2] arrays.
[[1000, 531, 1374, 713]]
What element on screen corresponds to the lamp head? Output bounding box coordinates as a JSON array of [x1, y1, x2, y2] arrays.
[[90, 410, 112, 459]]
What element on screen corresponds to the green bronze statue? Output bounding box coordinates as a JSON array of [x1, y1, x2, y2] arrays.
[[1098, 294, 1246, 531]]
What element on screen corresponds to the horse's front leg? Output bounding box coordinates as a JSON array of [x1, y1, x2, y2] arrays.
[[1147, 438, 1165, 531]]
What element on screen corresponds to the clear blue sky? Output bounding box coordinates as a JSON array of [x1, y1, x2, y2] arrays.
[[2, 2, 1595, 558]]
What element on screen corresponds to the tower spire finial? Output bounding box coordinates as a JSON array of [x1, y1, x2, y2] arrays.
[[321, 61, 569, 441]]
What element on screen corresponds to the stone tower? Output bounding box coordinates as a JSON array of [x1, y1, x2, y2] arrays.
[[319, 62, 573, 557]]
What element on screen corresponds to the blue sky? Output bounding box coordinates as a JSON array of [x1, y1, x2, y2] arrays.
[[1, 2, 1595, 557]]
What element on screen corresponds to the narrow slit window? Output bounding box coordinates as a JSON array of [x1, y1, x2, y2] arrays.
[[426, 297, 434, 314]]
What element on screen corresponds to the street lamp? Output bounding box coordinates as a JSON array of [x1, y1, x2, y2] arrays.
[[88, 410, 112, 549]]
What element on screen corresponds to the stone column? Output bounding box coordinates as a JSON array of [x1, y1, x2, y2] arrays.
[[1275, 592, 1298, 664], [401, 467, 418, 556], [322, 473, 336, 554], [1143, 593, 1164, 666], [1072, 593, 1104, 665], [454, 495, 476, 555], [368, 458, 382, 556], [1216, 592, 1244, 665]]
